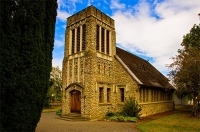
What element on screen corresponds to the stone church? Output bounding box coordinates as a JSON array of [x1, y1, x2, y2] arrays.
[[62, 5, 174, 118]]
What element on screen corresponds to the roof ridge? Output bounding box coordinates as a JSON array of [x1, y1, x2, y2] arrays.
[[116, 47, 149, 63], [116, 47, 174, 89]]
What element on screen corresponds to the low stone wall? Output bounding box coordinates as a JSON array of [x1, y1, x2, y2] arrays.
[[49, 103, 62, 108], [140, 101, 174, 117]]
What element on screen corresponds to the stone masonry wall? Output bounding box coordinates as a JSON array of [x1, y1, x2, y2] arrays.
[[87, 57, 139, 118], [140, 101, 174, 117], [62, 5, 174, 119]]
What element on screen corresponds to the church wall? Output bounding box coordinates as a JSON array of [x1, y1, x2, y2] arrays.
[[87, 57, 139, 118], [62, 5, 174, 119], [140, 101, 174, 117]]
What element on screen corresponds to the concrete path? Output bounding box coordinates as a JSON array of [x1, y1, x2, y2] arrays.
[[36, 112, 139, 132]]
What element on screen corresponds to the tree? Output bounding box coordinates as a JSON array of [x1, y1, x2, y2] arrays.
[[0, 1, 57, 131], [174, 88, 187, 104], [44, 66, 62, 107], [167, 24, 200, 116]]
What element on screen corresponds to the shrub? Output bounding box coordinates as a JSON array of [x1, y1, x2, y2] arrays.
[[124, 116, 138, 122], [56, 108, 62, 116], [109, 116, 118, 121], [121, 97, 142, 118], [106, 115, 138, 123], [106, 111, 115, 117]]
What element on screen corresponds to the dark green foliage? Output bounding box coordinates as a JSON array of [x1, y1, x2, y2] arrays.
[[45, 66, 62, 106], [168, 24, 200, 116], [124, 116, 138, 122], [0, 0, 57, 131], [105, 115, 138, 122], [175, 88, 188, 104], [121, 97, 142, 118], [105, 111, 115, 117], [104, 97, 141, 122], [56, 108, 62, 116]]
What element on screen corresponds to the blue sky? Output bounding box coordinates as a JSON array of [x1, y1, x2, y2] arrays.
[[53, 0, 200, 76]]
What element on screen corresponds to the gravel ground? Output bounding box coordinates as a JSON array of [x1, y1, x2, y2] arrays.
[[35, 112, 139, 132]]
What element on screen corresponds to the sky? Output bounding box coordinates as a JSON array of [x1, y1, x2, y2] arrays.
[[53, 0, 200, 76]]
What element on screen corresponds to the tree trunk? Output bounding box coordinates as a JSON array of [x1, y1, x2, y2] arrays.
[[191, 95, 198, 117]]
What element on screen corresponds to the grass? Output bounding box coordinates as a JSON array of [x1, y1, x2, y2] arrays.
[[42, 107, 61, 113], [175, 105, 185, 109], [137, 105, 200, 132]]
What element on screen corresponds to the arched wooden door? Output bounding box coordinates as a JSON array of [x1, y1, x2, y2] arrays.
[[70, 90, 81, 113]]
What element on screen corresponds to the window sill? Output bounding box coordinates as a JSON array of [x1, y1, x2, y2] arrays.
[[139, 101, 173, 105], [99, 103, 112, 106], [117, 102, 124, 105]]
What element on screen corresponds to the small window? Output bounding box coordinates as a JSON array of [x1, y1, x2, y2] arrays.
[[108, 66, 111, 76], [141, 64, 145, 71], [80, 62, 84, 75], [104, 63, 106, 75], [99, 87, 104, 103], [107, 88, 111, 103], [70, 65, 72, 77], [119, 88, 124, 102], [74, 61, 78, 75]]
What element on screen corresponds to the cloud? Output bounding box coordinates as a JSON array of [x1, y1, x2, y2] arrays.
[[57, 0, 67, 9], [155, 0, 200, 19], [54, 39, 64, 47], [58, 0, 83, 14], [67, 0, 83, 14], [111, 0, 200, 75], [110, 0, 125, 10], [87, 0, 94, 6], [52, 58, 63, 70], [57, 10, 71, 22]]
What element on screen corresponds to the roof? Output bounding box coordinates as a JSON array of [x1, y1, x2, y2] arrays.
[[116, 47, 174, 89]]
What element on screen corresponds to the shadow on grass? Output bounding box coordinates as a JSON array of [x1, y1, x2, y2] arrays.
[[137, 105, 200, 132]]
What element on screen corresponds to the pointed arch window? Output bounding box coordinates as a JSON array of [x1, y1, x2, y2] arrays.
[[96, 25, 111, 55], [71, 29, 75, 54], [96, 25, 100, 51], [106, 30, 110, 55], [101, 27, 105, 53], [76, 27, 80, 52], [82, 24, 86, 51]]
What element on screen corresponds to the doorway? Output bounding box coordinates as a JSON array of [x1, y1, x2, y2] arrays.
[[70, 90, 81, 113]]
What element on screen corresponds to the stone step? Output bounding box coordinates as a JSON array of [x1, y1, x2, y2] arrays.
[[64, 113, 81, 117], [56, 113, 89, 121]]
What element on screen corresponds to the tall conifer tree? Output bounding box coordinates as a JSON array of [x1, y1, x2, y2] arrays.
[[0, 0, 57, 131]]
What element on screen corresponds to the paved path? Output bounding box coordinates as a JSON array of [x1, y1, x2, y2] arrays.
[[36, 112, 139, 132]]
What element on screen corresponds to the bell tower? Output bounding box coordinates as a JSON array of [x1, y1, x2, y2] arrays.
[[62, 5, 116, 117]]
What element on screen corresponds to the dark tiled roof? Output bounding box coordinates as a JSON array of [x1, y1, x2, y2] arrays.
[[116, 47, 174, 89]]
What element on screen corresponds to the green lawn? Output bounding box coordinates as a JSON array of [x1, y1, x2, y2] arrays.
[[42, 107, 61, 113], [137, 106, 200, 132]]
